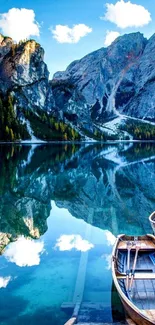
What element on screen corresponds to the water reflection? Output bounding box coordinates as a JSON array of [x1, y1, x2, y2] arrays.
[[103, 254, 112, 270], [0, 276, 11, 288], [55, 234, 94, 252], [104, 231, 116, 246], [4, 237, 44, 267], [0, 142, 154, 324]]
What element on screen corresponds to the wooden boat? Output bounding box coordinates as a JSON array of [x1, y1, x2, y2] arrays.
[[149, 212, 155, 235], [112, 234, 155, 325]]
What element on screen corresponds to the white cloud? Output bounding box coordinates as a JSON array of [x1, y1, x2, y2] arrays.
[[55, 234, 94, 252], [51, 24, 92, 44], [102, 0, 151, 29], [4, 236, 44, 267], [0, 276, 11, 288], [0, 8, 40, 42], [104, 30, 120, 46]]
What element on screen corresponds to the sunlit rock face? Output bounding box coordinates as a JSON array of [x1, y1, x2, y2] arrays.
[[0, 35, 13, 63], [123, 34, 155, 120], [0, 143, 154, 252], [0, 35, 54, 111], [51, 32, 155, 123], [0, 233, 11, 253]]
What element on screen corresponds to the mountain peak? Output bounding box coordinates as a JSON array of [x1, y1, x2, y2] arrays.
[[51, 31, 155, 131]]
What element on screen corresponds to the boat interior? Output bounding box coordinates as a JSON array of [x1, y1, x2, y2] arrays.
[[115, 236, 155, 320]]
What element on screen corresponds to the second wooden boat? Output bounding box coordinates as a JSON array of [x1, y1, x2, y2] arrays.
[[112, 234, 155, 325]]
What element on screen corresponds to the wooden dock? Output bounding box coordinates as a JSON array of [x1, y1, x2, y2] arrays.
[[63, 211, 94, 324], [73, 222, 92, 304]]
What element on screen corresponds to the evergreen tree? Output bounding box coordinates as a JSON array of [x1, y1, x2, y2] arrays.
[[5, 126, 10, 140]]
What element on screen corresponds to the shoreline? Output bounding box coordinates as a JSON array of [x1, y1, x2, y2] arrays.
[[0, 140, 155, 145]]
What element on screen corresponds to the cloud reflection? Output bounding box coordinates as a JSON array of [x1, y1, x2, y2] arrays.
[[4, 236, 44, 267], [102, 254, 112, 270], [0, 276, 11, 288], [104, 230, 116, 246], [55, 234, 94, 252]]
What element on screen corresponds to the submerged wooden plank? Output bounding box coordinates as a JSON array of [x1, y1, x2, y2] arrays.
[[73, 211, 93, 304], [64, 317, 76, 325], [81, 302, 106, 309], [73, 245, 89, 304], [61, 302, 107, 311], [63, 212, 94, 325], [61, 302, 75, 311], [73, 303, 81, 317]]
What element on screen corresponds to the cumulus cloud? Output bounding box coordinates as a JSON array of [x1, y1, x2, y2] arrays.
[[104, 30, 120, 46], [0, 276, 11, 288], [102, 0, 151, 29], [51, 24, 92, 44], [0, 8, 40, 42], [55, 234, 94, 252], [4, 236, 44, 267]]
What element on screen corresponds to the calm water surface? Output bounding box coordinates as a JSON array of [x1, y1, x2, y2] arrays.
[[0, 142, 155, 324]]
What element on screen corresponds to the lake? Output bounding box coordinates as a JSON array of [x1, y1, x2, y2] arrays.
[[0, 142, 154, 325]]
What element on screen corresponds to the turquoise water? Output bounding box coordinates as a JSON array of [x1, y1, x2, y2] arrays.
[[0, 142, 154, 324]]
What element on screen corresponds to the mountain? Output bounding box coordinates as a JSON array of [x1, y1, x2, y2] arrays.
[[0, 35, 80, 141], [51, 32, 155, 140], [0, 32, 155, 141], [0, 34, 53, 111]]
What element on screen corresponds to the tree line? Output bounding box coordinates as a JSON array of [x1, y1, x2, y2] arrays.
[[24, 109, 81, 141], [120, 120, 155, 140], [0, 95, 29, 141]]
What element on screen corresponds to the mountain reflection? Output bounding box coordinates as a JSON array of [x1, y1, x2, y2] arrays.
[[0, 142, 155, 252]]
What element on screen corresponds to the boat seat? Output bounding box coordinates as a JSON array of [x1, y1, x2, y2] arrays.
[[141, 309, 155, 321], [118, 240, 155, 250], [134, 268, 153, 273], [117, 272, 155, 280]]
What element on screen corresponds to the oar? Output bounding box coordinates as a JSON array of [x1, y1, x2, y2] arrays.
[[126, 241, 132, 290], [129, 243, 141, 291]]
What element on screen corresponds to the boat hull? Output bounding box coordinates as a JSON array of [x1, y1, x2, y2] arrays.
[[120, 296, 154, 325], [112, 234, 155, 325]]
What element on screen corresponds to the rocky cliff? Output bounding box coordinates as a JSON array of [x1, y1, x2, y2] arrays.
[[0, 34, 53, 112], [0, 34, 81, 141], [51, 32, 155, 140]]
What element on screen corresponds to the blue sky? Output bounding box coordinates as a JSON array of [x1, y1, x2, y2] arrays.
[[0, 0, 155, 77]]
